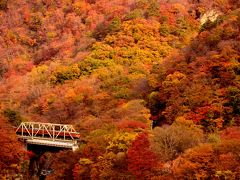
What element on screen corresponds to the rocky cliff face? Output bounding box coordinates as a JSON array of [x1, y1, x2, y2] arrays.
[[200, 9, 222, 25]]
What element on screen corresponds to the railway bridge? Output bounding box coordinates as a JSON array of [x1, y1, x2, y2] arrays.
[[15, 122, 80, 151]]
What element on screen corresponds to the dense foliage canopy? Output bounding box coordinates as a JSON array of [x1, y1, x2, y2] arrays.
[[0, 0, 239, 179]]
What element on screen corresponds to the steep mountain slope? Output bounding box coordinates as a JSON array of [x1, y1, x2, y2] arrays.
[[149, 8, 240, 131], [0, 0, 240, 179], [0, 0, 198, 129]]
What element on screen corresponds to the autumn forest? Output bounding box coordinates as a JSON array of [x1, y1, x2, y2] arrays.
[[0, 0, 240, 179]]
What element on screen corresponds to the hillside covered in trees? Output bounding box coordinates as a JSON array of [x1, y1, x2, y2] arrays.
[[0, 0, 240, 179]]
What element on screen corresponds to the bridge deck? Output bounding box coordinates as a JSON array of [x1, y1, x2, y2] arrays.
[[26, 138, 76, 148]]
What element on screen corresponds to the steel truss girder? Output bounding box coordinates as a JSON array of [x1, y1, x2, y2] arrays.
[[15, 122, 79, 141]]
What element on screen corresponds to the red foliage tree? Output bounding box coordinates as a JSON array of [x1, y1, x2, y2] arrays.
[[127, 132, 158, 179], [221, 127, 240, 140], [186, 105, 224, 132], [0, 118, 29, 178]]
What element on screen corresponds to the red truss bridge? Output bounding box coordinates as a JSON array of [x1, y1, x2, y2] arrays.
[[15, 122, 80, 151]]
